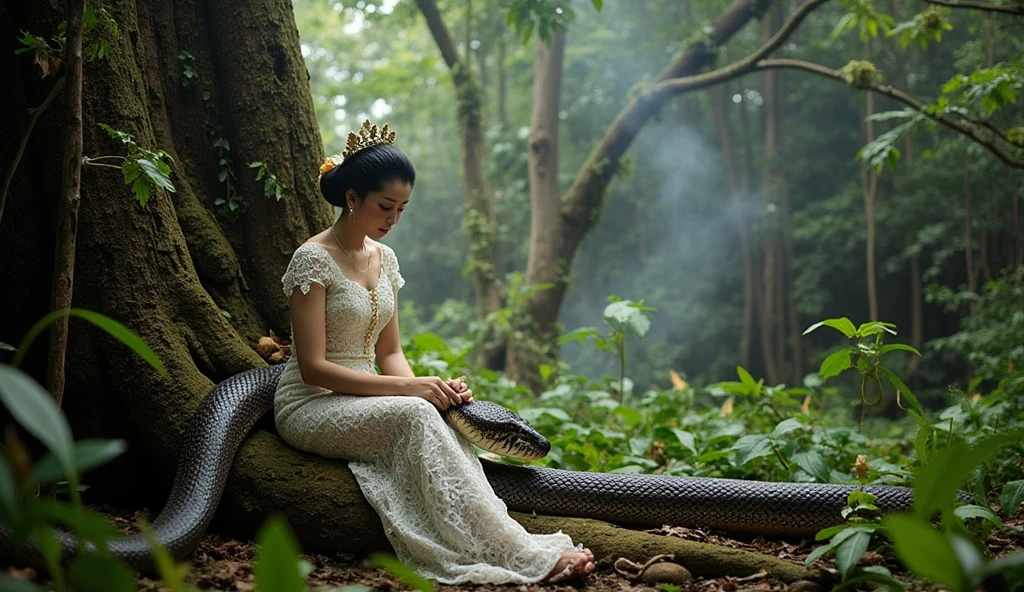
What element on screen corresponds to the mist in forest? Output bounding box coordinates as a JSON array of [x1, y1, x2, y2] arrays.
[[559, 118, 760, 386]]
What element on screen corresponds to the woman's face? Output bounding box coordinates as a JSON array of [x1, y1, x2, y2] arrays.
[[348, 181, 412, 240]]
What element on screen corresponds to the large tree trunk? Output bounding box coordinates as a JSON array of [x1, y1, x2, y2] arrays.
[[413, 0, 504, 351], [507, 0, 774, 385], [1, 0, 332, 535], [506, 28, 567, 389]]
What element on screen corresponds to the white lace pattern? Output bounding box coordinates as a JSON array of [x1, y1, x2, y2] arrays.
[[274, 242, 577, 584]]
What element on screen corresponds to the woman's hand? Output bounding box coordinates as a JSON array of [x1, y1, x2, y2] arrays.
[[447, 376, 474, 403], [404, 376, 465, 411]]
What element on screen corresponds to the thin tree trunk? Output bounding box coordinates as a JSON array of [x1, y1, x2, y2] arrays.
[[508, 27, 567, 387], [759, 10, 782, 385], [518, 0, 774, 359], [497, 33, 507, 129], [862, 40, 879, 322], [47, 0, 86, 408], [1015, 185, 1022, 268], [1, 78, 65, 227], [414, 0, 503, 330], [713, 84, 753, 370], [465, 0, 472, 60], [965, 154, 977, 314]]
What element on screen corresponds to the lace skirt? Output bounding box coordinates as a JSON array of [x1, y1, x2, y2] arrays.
[[273, 362, 578, 584]]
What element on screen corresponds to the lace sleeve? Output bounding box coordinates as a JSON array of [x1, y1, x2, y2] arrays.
[[281, 243, 334, 296], [384, 244, 406, 292]]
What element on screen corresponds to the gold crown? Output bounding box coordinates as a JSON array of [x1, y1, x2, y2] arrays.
[[343, 120, 397, 159], [319, 120, 398, 178]]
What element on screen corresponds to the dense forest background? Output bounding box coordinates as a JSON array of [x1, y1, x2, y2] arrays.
[[294, 0, 1024, 404]]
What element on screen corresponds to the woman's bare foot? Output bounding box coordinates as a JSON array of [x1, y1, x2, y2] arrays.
[[543, 548, 595, 583]]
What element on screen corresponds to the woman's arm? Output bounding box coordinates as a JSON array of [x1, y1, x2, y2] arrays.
[[289, 285, 463, 407], [375, 303, 414, 378]]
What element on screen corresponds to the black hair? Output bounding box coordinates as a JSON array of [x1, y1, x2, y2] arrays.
[[319, 144, 416, 209]]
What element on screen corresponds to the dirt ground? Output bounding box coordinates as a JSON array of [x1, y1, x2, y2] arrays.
[[4, 504, 1022, 592]]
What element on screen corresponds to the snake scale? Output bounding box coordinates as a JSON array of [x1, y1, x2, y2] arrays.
[[0, 364, 917, 573]]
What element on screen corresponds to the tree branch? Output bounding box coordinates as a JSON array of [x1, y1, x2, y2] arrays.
[[650, 0, 832, 96], [756, 58, 1024, 168], [922, 0, 1024, 16], [413, 0, 460, 68]]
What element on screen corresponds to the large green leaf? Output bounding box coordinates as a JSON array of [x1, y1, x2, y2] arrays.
[[836, 529, 871, 580], [29, 439, 127, 486], [804, 317, 856, 338], [603, 301, 650, 337], [254, 516, 306, 592], [68, 554, 137, 592], [369, 552, 435, 592], [770, 417, 805, 439], [913, 430, 1023, 521], [731, 435, 773, 466], [792, 450, 831, 483], [0, 364, 74, 472], [1001, 480, 1024, 518], [12, 309, 167, 378], [819, 348, 853, 378], [885, 514, 964, 591]]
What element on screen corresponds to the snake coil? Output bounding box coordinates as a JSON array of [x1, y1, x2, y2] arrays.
[[0, 364, 917, 572]]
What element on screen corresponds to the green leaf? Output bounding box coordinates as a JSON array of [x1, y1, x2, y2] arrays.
[[68, 554, 137, 592], [0, 364, 74, 472], [732, 435, 773, 466], [819, 348, 853, 378], [590, 0, 603, 10], [885, 514, 964, 590], [804, 318, 856, 337], [792, 450, 831, 483], [878, 367, 924, 417], [771, 417, 805, 439], [35, 502, 122, 548], [954, 504, 1003, 529], [0, 342, 16, 351], [29, 439, 127, 486], [613, 405, 642, 426], [669, 428, 697, 455], [836, 530, 871, 580], [538, 364, 554, 382], [12, 309, 168, 378], [603, 301, 651, 337], [1001, 480, 1024, 518], [411, 332, 447, 353], [878, 343, 921, 356], [368, 552, 435, 592], [914, 430, 1023, 521], [736, 366, 759, 393], [254, 516, 306, 592], [558, 327, 598, 345]]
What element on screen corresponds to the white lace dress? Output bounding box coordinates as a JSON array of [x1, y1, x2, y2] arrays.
[[273, 242, 578, 584]]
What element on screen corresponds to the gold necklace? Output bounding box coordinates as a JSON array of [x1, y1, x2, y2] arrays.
[[331, 225, 370, 272]]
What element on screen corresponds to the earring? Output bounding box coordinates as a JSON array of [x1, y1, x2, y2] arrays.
[[348, 204, 354, 219]]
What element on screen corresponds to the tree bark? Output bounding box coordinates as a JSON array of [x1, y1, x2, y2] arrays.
[[47, 0, 85, 409], [1, 0, 329, 523], [507, 28, 567, 388], [413, 0, 504, 363], [507, 0, 775, 385], [712, 85, 753, 370]]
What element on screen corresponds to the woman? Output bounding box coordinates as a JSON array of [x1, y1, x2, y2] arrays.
[[273, 121, 594, 585]]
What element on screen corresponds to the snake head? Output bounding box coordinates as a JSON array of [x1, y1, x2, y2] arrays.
[[445, 401, 551, 461]]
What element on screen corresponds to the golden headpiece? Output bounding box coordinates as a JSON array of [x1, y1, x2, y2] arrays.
[[319, 120, 398, 178]]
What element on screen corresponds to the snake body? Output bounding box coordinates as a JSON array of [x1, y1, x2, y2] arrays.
[[1, 364, 916, 572]]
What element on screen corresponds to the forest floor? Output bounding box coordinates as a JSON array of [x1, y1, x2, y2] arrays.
[[4, 504, 1022, 592]]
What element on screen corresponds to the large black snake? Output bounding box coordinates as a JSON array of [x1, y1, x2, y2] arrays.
[[1, 364, 917, 573]]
